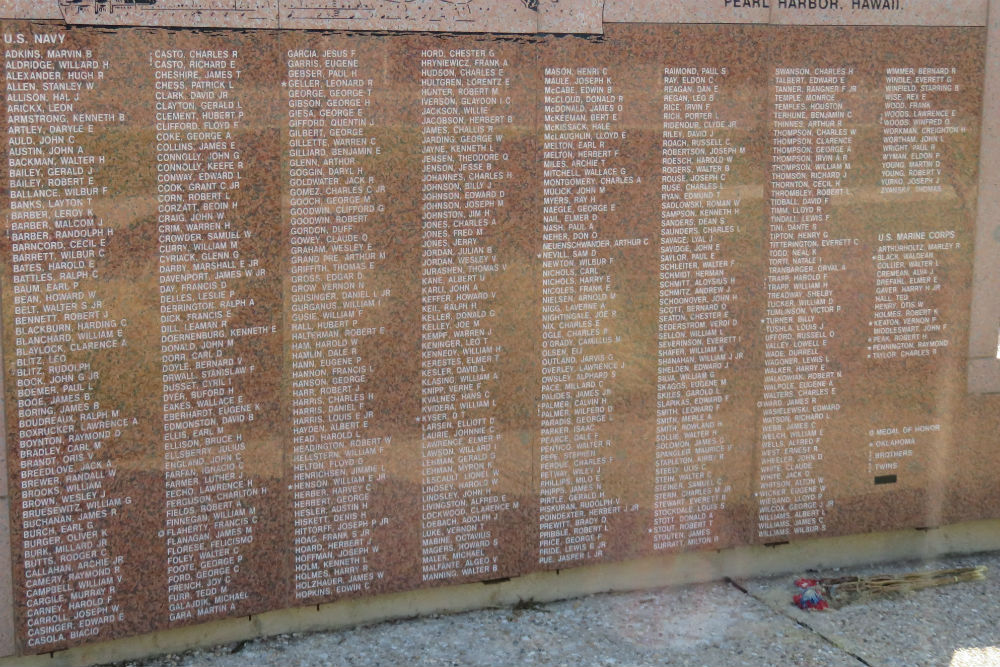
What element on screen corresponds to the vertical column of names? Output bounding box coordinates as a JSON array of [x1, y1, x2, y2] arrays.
[[655, 66, 742, 551], [5, 35, 134, 650], [758, 66, 856, 540], [539, 65, 642, 565], [879, 67, 967, 196], [419, 47, 513, 583], [286, 45, 390, 601], [154, 48, 269, 623], [870, 66, 966, 361]]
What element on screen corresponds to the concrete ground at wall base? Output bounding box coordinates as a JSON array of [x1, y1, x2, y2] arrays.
[[113, 550, 1000, 667], [4, 519, 1000, 667]]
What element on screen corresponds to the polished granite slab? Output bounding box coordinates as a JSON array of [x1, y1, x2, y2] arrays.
[[0, 11, 996, 660]]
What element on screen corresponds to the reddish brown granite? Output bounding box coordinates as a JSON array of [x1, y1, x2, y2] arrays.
[[530, 24, 768, 568], [390, 31, 540, 590], [0, 16, 997, 660], [278, 31, 537, 602], [1, 22, 287, 653], [0, 328, 9, 658], [756, 26, 987, 541], [0, 369, 6, 502]]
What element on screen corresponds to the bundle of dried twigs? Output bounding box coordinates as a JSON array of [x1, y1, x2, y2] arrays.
[[795, 566, 987, 610], [822, 566, 987, 606]]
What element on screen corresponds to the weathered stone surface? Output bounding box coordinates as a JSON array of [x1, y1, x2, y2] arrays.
[[0, 16, 996, 660], [278, 0, 537, 33], [539, 0, 604, 33], [770, 0, 987, 27], [0, 1, 60, 20], [57, 0, 279, 28], [604, 0, 769, 24]]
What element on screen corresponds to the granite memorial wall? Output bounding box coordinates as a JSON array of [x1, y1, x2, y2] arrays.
[[0, 0, 998, 657]]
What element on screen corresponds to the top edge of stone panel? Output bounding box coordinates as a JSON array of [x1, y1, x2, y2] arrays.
[[278, 0, 538, 33], [770, 0, 987, 26], [0, 1, 62, 19], [538, 0, 604, 33], [59, 0, 279, 29], [603, 0, 768, 24]]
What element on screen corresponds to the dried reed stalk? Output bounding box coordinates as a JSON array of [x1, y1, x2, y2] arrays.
[[822, 566, 986, 607]]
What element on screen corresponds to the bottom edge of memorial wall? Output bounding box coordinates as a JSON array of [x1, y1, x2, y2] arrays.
[[2, 518, 1000, 664]]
